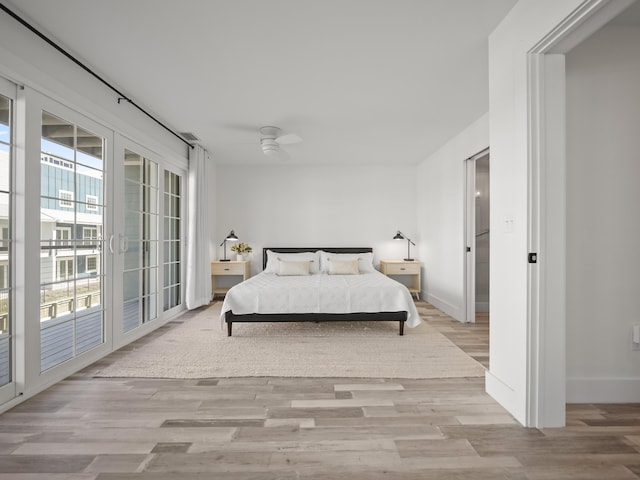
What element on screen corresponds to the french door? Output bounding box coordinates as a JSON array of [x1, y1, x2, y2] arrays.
[[39, 109, 110, 372], [0, 82, 185, 407], [0, 78, 16, 404], [112, 138, 162, 346]]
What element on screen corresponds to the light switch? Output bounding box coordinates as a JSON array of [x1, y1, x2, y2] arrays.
[[504, 214, 515, 233]]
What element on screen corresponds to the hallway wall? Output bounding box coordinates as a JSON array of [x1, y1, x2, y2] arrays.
[[566, 24, 640, 402]]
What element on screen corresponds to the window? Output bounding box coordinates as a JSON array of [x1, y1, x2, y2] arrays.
[[82, 226, 98, 246], [86, 256, 97, 273], [56, 258, 74, 281], [0, 262, 7, 290], [59, 190, 73, 208], [0, 86, 14, 387], [55, 227, 71, 247], [86, 194, 98, 211]]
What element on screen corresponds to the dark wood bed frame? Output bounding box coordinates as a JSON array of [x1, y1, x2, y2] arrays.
[[224, 247, 408, 336]]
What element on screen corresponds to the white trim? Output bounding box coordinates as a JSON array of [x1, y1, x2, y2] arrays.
[[485, 370, 524, 425], [544, 0, 636, 54], [527, 52, 567, 428], [425, 292, 464, 323], [524, 0, 634, 428]]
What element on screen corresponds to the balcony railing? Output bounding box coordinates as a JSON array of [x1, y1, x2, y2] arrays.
[[40, 292, 101, 320]]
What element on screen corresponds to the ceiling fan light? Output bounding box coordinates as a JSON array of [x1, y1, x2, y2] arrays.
[[261, 137, 280, 157], [262, 145, 280, 157]]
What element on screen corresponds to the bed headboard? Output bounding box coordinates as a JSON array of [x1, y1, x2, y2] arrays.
[[262, 247, 373, 270]]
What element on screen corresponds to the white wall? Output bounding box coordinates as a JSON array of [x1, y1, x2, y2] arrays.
[[215, 164, 416, 274], [415, 114, 489, 321], [566, 25, 640, 402], [487, 0, 587, 425], [0, 11, 187, 161]]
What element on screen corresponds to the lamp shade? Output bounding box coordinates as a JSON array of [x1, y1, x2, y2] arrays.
[[393, 231, 404, 240], [220, 230, 239, 261]]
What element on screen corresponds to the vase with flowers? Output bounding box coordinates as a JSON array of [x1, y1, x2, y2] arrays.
[[230, 242, 252, 261]]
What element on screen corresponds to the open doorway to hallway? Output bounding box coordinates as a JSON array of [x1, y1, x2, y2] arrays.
[[464, 150, 490, 324]]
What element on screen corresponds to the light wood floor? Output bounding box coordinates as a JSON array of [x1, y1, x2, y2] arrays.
[[0, 302, 638, 479]]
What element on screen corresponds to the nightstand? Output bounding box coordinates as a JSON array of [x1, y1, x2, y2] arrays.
[[211, 260, 251, 298], [379, 260, 421, 299]]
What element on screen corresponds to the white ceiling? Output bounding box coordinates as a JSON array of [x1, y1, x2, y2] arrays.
[[6, 0, 519, 165]]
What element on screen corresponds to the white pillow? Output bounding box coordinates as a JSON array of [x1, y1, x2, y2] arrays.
[[319, 251, 375, 273], [264, 250, 320, 274], [328, 259, 359, 275], [278, 260, 311, 276]]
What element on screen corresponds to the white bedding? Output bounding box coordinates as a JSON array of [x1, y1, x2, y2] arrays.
[[220, 270, 421, 328]]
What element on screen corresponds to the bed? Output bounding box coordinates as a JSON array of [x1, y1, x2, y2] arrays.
[[220, 247, 421, 336]]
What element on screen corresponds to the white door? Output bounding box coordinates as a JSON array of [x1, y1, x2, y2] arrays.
[[0, 77, 16, 404], [38, 106, 112, 374], [112, 138, 163, 347]]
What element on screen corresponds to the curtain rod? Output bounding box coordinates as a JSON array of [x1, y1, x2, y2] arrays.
[[0, 3, 195, 150]]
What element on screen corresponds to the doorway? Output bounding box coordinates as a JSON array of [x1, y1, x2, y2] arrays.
[[464, 149, 490, 324]]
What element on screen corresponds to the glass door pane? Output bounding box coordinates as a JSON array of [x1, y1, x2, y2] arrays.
[[40, 111, 105, 371], [0, 92, 13, 389], [163, 170, 182, 311], [123, 149, 159, 332]]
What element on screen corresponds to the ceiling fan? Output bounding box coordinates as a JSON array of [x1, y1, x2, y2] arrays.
[[259, 126, 302, 159]]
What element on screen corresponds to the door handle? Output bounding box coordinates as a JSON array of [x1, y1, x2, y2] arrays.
[[108, 234, 114, 254], [119, 234, 129, 253]]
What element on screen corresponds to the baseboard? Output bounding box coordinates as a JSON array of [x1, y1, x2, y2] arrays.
[[424, 292, 464, 322], [485, 369, 526, 426], [567, 377, 640, 403]]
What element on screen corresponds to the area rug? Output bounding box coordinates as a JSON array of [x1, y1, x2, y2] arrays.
[[94, 302, 486, 379]]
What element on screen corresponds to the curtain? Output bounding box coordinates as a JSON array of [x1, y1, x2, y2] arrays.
[[185, 145, 212, 309]]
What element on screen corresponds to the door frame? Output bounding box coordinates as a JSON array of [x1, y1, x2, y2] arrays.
[[525, 0, 633, 427]]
